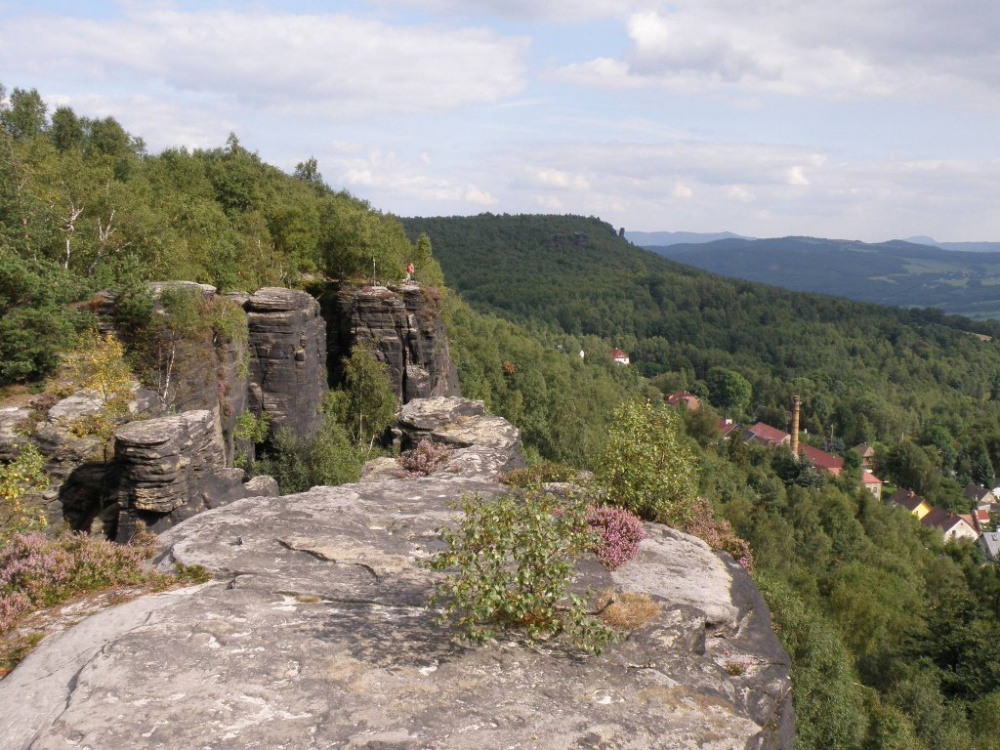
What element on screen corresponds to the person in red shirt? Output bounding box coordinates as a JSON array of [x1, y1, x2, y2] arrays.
[[406, 263, 415, 282]]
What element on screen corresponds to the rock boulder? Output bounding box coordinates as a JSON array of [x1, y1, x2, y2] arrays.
[[113, 410, 250, 540]]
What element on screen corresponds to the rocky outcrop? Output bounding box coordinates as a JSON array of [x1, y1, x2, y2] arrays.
[[245, 287, 328, 439], [0, 385, 161, 533], [0, 447, 793, 749], [112, 409, 266, 541], [144, 282, 249, 456], [1, 284, 327, 537], [395, 395, 526, 475], [324, 283, 459, 403]]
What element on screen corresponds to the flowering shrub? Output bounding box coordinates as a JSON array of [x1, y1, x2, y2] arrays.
[[398, 438, 451, 476], [587, 506, 646, 571], [0, 532, 156, 633], [682, 497, 754, 572]]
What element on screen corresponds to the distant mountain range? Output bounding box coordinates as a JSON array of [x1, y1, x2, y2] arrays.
[[624, 230, 750, 246], [643, 236, 1000, 320], [626, 230, 1000, 254], [903, 236, 1000, 253]]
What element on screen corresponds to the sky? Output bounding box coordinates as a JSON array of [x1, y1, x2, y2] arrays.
[[1, 0, 998, 242]]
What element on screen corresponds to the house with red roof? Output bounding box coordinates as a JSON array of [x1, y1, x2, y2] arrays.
[[861, 470, 883, 500], [974, 506, 992, 533], [741, 421, 885, 494], [801, 444, 844, 477], [610, 348, 630, 365], [742, 422, 790, 448], [718, 419, 738, 440], [666, 391, 701, 410]]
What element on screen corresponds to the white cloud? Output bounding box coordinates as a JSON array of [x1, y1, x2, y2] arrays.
[[787, 166, 810, 186], [474, 140, 1000, 240], [671, 182, 694, 199], [554, 1, 1000, 102], [328, 146, 497, 206], [530, 168, 590, 190], [727, 185, 756, 203], [367, 0, 632, 22], [0, 8, 530, 116], [464, 186, 498, 205], [46, 92, 236, 152]]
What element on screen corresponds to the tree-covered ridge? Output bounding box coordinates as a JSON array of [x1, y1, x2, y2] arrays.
[[649, 236, 1000, 321], [0, 83, 443, 386], [403, 213, 1000, 502]]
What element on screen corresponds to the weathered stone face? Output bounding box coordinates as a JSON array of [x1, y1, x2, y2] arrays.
[[324, 284, 460, 403], [1, 461, 792, 750], [245, 287, 328, 439], [113, 409, 249, 540]]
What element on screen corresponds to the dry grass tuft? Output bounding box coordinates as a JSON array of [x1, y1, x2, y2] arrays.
[[597, 589, 661, 631]]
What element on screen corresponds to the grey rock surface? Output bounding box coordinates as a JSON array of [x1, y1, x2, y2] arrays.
[[0, 406, 32, 460], [396, 398, 525, 475], [243, 474, 280, 497], [1, 468, 792, 749], [431, 414, 520, 452], [398, 395, 486, 432], [245, 286, 328, 439]]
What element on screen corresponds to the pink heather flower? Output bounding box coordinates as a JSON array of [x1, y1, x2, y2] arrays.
[[587, 506, 646, 571]]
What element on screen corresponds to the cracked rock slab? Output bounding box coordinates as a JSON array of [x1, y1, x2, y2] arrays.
[[0, 473, 792, 750]]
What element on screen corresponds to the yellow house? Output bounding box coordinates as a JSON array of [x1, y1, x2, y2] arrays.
[[886, 488, 931, 520]]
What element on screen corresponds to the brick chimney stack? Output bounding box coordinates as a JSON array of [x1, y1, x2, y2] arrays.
[[791, 395, 801, 458]]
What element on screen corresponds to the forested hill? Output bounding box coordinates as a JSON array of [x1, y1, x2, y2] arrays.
[[646, 236, 1000, 321], [403, 213, 1000, 449]]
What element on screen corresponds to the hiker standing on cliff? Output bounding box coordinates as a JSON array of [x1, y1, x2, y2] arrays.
[[406, 262, 415, 282]]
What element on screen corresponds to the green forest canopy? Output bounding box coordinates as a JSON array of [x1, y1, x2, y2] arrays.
[[404, 213, 1000, 501]]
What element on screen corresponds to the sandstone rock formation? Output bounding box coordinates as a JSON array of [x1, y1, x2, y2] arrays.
[[0, 437, 792, 749], [325, 283, 460, 403], [112, 409, 273, 541], [245, 287, 329, 439], [396, 395, 526, 475], [0, 383, 160, 533]]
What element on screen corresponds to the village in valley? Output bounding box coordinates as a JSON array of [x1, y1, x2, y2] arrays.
[[661, 385, 1000, 561]]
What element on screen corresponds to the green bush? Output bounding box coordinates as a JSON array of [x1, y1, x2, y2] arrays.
[[427, 490, 615, 652], [0, 255, 84, 385], [595, 400, 699, 525], [234, 410, 271, 444], [0, 444, 49, 541], [504, 460, 581, 488]]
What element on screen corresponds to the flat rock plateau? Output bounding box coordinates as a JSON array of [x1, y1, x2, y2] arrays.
[[0, 439, 792, 750]]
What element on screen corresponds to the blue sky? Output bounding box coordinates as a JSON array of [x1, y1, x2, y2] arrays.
[[1, 0, 998, 242]]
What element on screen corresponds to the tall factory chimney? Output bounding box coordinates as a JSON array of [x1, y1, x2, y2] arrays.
[[791, 395, 801, 458]]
